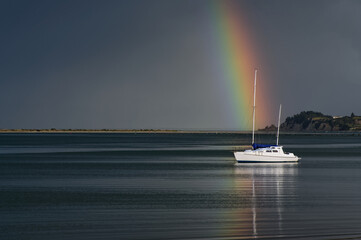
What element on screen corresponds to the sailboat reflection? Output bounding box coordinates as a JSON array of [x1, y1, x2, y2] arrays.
[[233, 163, 298, 237]]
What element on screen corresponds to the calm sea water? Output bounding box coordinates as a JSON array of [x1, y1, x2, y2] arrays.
[[1, 133, 361, 240]]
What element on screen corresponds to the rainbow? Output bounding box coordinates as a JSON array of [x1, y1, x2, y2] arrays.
[[209, 0, 272, 130]]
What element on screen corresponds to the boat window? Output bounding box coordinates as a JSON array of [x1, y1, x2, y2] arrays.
[[272, 150, 278, 153], [266, 150, 272, 152]]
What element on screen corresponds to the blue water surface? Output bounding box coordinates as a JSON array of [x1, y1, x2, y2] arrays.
[[1, 133, 361, 240]]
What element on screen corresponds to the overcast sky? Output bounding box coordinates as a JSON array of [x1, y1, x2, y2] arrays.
[[1, 0, 360, 130]]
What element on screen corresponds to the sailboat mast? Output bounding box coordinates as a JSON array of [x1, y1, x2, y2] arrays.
[[252, 69, 257, 145], [276, 104, 282, 145]]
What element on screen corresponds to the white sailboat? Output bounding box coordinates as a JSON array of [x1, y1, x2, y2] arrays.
[[234, 69, 300, 163]]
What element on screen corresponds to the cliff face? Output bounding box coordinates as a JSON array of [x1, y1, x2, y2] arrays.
[[265, 111, 361, 132]]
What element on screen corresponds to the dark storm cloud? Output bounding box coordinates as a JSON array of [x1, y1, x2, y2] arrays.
[[245, 0, 361, 120], [1, 0, 360, 129]]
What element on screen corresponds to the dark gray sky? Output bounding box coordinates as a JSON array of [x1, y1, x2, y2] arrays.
[[1, 0, 360, 130]]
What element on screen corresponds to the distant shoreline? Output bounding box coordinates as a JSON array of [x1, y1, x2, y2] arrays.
[[0, 129, 360, 135], [0, 129, 248, 134]]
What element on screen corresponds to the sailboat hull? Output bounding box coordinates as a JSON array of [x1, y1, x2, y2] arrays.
[[234, 151, 300, 163]]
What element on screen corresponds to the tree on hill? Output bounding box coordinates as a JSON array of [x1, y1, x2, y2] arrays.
[[285, 111, 331, 125], [263, 111, 361, 132]]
